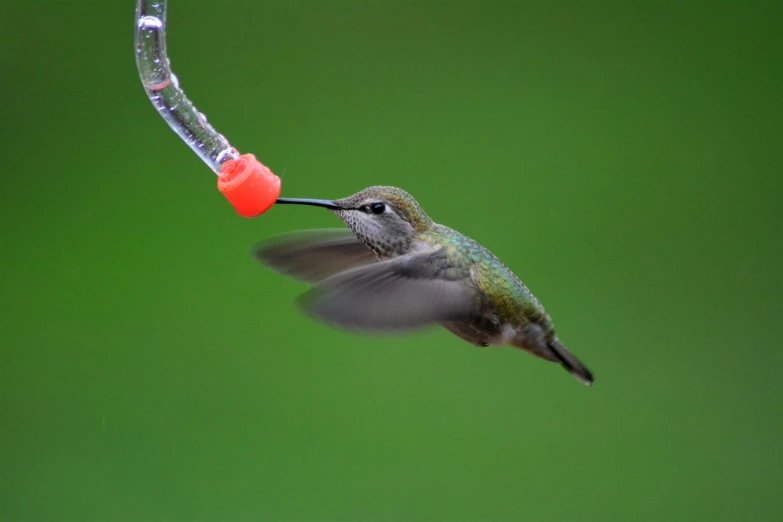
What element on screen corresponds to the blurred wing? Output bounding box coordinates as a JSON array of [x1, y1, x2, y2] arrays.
[[253, 229, 378, 283], [297, 247, 476, 332]]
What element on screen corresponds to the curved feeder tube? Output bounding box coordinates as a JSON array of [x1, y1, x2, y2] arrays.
[[134, 0, 281, 216]]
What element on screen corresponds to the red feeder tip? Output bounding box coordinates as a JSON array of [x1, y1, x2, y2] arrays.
[[217, 154, 281, 217]]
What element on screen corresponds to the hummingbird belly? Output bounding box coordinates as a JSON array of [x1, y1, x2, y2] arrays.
[[438, 315, 505, 347]]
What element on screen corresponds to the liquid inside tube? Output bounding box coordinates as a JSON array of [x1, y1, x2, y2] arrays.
[[134, 1, 238, 175]]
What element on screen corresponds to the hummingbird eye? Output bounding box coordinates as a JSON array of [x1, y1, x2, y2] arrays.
[[369, 203, 386, 215]]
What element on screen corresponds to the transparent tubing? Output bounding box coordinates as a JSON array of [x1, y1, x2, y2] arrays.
[[135, 0, 239, 175]]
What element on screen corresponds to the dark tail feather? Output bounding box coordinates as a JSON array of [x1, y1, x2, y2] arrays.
[[549, 339, 594, 386]]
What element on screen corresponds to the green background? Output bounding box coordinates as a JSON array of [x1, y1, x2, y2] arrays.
[[1, 2, 781, 521]]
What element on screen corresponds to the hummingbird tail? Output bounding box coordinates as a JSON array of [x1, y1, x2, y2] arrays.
[[548, 339, 594, 386]]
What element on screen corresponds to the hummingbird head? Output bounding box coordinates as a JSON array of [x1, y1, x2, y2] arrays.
[[276, 186, 433, 258]]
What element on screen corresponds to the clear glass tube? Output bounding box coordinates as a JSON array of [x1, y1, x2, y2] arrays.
[[134, 0, 239, 175]]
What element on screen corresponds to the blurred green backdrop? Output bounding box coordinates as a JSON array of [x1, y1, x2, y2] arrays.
[[1, 1, 781, 521]]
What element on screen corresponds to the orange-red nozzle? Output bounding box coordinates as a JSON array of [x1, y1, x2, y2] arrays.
[[217, 153, 281, 217]]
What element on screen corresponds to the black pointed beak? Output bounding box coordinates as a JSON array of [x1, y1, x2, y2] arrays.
[[275, 198, 343, 210]]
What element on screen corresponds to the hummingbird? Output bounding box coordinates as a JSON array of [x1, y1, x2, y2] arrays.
[[254, 186, 594, 386]]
